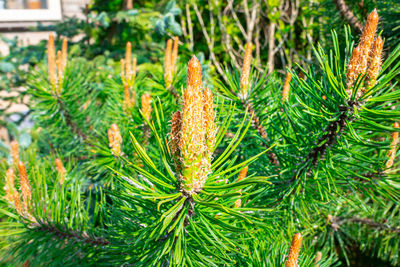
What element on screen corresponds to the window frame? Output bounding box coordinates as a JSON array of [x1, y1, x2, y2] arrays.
[[0, 0, 62, 22]]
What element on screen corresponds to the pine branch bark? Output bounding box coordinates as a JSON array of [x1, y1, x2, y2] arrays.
[[330, 216, 400, 234], [285, 101, 356, 187], [168, 85, 180, 103], [33, 222, 109, 246], [334, 0, 363, 34], [56, 97, 89, 141], [308, 104, 352, 167], [242, 100, 279, 166]]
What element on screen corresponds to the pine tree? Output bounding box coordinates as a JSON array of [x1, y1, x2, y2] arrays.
[[1, 9, 400, 266]]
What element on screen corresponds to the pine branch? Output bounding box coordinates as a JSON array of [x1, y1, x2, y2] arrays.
[[32, 221, 109, 246], [334, 0, 363, 34], [167, 85, 180, 103], [353, 171, 385, 182], [159, 196, 193, 242], [56, 97, 89, 141], [242, 100, 279, 166], [331, 216, 400, 234], [308, 103, 352, 167], [286, 101, 355, 187]]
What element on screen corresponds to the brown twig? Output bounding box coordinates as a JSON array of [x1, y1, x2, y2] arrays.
[[243, 100, 279, 166], [334, 0, 363, 34], [33, 221, 109, 246], [330, 216, 400, 234], [280, 101, 356, 189], [56, 97, 89, 141], [185, 4, 194, 52], [167, 85, 180, 104], [192, 3, 228, 82], [308, 104, 352, 167], [216, 0, 240, 70]]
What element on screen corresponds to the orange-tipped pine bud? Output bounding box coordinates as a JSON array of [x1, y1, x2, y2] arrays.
[[107, 129, 113, 147], [6, 168, 15, 189], [180, 56, 206, 194], [120, 59, 126, 84], [12, 191, 23, 217], [282, 72, 292, 102], [170, 111, 182, 170], [170, 111, 182, 158], [314, 251, 322, 267], [285, 233, 303, 267], [55, 158, 66, 185], [238, 166, 248, 182], [346, 45, 361, 94], [108, 124, 122, 156], [366, 36, 383, 89], [10, 140, 19, 164], [240, 42, 253, 99], [234, 198, 242, 209], [234, 166, 249, 208], [56, 50, 62, 73], [82, 100, 91, 111], [18, 161, 31, 213], [164, 39, 173, 88], [123, 84, 131, 110], [113, 124, 122, 149], [3, 185, 12, 204], [141, 93, 152, 121], [125, 42, 132, 83], [56, 50, 63, 93], [203, 87, 215, 165], [358, 9, 379, 76], [386, 122, 399, 169], [186, 56, 203, 91], [171, 36, 179, 74], [4, 169, 15, 203], [48, 34, 57, 88], [61, 37, 68, 73]]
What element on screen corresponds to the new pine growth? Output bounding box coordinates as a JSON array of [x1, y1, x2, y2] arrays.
[[55, 158, 66, 185], [366, 36, 383, 89], [47, 34, 68, 94], [164, 37, 179, 88], [108, 124, 122, 156], [386, 122, 399, 169], [175, 56, 215, 195], [18, 161, 32, 214], [282, 72, 292, 102], [240, 42, 253, 99], [121, 42, 137, 109], [10, 140, 19, 165], [141, 93, 152, 121], [346, 9, 380, 97], [285, 233, 303, 267]]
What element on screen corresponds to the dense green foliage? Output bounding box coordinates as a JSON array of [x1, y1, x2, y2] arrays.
[[0, 1, 400, 266]]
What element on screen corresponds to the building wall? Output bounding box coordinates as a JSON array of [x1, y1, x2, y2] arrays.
[[62, 0, 90, 19]]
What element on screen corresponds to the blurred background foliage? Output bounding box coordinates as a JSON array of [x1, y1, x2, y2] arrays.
[[1, 0, 400, 154], [0, 1, 399, 266], [1, 0, 400, 91]]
